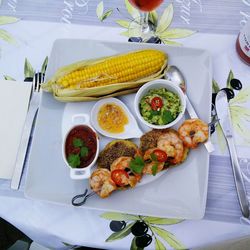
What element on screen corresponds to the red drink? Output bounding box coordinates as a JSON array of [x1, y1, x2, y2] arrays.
[[129, 0, 163, 12], [236, 20, 250, 65]]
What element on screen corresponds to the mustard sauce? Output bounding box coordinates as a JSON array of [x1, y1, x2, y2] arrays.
[[97, 103, 129, 133]]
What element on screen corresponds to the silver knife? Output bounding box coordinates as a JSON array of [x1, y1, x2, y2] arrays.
[[11, 73, 42, 190], [11, 93, 40, 190], [215, 90, 249, 218]]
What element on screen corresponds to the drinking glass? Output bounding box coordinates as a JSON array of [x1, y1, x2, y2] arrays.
[[128, 0, 164, 42]]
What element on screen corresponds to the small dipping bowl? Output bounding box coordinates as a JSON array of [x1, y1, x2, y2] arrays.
[[91, 97, 143, 139], [62, 114, 99, 180], [134, 79, 186, 129]]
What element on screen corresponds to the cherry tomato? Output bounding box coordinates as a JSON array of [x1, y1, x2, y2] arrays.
[[153, 149, 167, 162], [151, 97, 163, 111], [111, 169, 129, 186]]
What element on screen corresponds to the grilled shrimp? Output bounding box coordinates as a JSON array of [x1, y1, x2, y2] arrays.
[[111, 156, 141, 187], [157, 129, 184, 165], [110, 156, 132, 171], [143, 162, 165, 175], [90, 168, 116, 198], [178, 118, 208, 149], [142, 148, 165, 175]]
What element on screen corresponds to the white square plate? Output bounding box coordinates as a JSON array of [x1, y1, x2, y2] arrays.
[[25, 39, 212, 219]]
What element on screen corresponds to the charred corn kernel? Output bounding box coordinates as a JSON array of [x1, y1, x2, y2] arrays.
[[56, 49, 166, 89]]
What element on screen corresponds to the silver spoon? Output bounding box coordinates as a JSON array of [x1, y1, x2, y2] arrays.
[[164, 66, 186, 93], [164, 65, 215, 153]]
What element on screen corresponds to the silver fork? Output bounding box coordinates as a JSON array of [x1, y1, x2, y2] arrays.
[[11, 71, 44, 190]]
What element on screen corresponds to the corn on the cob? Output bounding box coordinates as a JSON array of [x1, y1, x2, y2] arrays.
[[43, 49, 168, 102], [58, 49, 165, 88]]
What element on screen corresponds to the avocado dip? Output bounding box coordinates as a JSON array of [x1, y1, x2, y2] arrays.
[[139, 88, 182, 125]]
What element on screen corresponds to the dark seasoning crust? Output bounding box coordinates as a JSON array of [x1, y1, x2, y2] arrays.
[[139, 129, 169, 153], [97, 140, 137, 169]]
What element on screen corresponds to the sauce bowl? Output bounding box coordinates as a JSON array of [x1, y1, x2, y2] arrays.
[[91, 97, 143, 139], [134, 79, 186, 129], [62, 114, 99, 180]]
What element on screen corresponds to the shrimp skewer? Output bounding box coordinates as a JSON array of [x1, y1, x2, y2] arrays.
[[178, 118, 208, 149], [88, 120, 208, 200]]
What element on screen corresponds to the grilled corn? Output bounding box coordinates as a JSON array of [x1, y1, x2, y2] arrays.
[[42, 49, 168, 102]]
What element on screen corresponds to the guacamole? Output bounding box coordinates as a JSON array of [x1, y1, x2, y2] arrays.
[[139, 88, 182, 125]]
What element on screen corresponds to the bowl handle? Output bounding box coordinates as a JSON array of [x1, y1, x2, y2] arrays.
[[70, 167, 91, 180], [72, 114, 90, 125]]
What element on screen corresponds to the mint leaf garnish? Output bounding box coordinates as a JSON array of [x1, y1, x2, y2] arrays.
[[80, 147, 89, 157], [162, 110, 174, 124], [67, 154, 80, 168], [129, 156, 145, 174], [151, 164, 158, 176], [73, 138, 84, 148]]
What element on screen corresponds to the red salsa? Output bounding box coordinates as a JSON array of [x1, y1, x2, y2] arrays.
[[65, 125, 97, 168]]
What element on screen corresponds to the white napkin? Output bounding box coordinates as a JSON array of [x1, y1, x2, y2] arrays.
[[0, 80, 32, 179]]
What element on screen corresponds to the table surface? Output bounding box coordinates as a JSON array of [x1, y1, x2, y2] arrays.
[[1, 1, 250, 249], [0, 0, 249, 34]]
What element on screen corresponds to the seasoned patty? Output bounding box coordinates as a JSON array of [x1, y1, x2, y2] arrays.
[[140, 129, 169, 153], [97, 140, 138, 169]]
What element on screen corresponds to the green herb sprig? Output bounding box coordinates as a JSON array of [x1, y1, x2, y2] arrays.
[[150, 153, 159, 176], [151, 163, 158, 176], [67, 154, 81, 168], [129, 156, 145, 174], [162, 110, 174, 124], [67, 137, 89, 168]]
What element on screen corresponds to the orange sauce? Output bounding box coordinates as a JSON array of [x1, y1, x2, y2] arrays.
[[98, 103, 128, 133]]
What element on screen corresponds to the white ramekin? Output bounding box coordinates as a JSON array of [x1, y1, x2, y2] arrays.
[[134, 79, 186, 129], [62, 114, 99, 180]]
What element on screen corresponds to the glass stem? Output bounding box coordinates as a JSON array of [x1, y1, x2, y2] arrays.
[[141, 12, 150, 35]]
